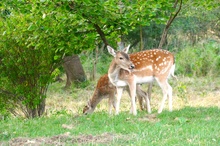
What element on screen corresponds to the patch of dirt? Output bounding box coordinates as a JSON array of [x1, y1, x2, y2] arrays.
[[62, 124, 75, 130], [138, 114, 160, 123], [1, 133, 120, 146]]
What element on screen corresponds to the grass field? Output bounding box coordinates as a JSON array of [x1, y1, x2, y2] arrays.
[[0, 76, 220, 145]]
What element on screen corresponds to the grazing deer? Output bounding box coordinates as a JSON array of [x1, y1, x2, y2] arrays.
[[83, 74, 151, 115], [107, 45, 176, 115]]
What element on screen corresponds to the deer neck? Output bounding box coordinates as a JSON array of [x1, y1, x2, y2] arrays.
[[108, 61, 123, 86], [89, 91, 102, 110]]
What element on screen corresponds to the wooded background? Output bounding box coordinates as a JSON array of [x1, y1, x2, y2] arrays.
[[0, 0, 219, 118]]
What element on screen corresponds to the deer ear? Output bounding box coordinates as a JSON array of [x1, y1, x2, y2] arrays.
[[107, 46, 116, 57], [122, 44, 130, 53]]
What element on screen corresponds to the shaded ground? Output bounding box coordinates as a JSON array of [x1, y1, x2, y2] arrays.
[[1, 133, 123, 146]]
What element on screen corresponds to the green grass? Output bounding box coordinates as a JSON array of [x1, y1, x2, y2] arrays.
[[1, 76, 220, 145], [1, 107, 220, 145]]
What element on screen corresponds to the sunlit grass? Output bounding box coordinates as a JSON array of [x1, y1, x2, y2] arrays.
[[0, 76, 220, 145], [1, 107, 220, 145], [45, 76, 220, 116]]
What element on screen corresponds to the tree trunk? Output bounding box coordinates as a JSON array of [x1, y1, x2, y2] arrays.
[[140, 25, 144, 51], [63, 55, 86, 88], [37, 97, 45, 116], [158, 0, 182, 48], [92, 45, 99, 80]]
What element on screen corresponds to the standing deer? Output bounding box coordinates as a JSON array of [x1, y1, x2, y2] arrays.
[[107, 45, 176, 115], [83, 74, 151, 115]]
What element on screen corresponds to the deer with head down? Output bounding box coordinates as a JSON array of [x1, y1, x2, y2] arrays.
[[83, 74, 151, 115], [107, 45, 177, 115]]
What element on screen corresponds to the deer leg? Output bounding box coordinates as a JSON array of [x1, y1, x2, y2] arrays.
[[139, 86, 145, 111], [146, 83, 152, 113], [115, 87, 123, 115], [136, 85, 151, 113], [157, 80, 169, 114], [108, 93, 115, 115], [147, 82, 153, 101], [108, 99, 112, 115], [128, 83, 137, 115], [168, 83, 173, 112], [126, 86, 143, 112], [136, 94, 144, 111], [145, 94, 151, 114], [125, 86, 138, 112], [158, 81, 173, 113]]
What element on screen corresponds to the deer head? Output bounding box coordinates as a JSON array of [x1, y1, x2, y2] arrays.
[[107, 45, 135, 74], [83, 99, 94, 115]]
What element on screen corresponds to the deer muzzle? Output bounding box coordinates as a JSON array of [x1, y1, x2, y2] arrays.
[[129, 64, 135, 70]]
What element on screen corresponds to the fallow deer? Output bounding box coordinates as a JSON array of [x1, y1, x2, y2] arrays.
[[107, 45, 177, 115], [83, 74, 150, 114]]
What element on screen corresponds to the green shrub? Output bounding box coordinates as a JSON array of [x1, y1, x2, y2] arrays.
[[81, 50, 112, 79], [176, 41, 220, 77], [0, 4, 63, 118]]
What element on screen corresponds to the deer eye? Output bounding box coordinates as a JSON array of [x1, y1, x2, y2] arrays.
[[119, 57, 123, 60]]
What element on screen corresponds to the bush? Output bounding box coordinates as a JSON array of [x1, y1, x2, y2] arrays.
[[0, 16, 54, 118], [81, 50, 112, 79], [176, 41, 220, 77], [0, 3, 65, 118]]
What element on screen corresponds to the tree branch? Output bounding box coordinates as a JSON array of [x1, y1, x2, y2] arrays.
[[81, 13, 109, 47], [93, 23, 109, 46], [158, 0, 182, 48]]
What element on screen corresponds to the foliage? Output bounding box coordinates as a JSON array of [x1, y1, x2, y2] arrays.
[[0, 14, 55, 118], [0, 1, 95, 118], [176, 41, 220, 77], [80, 51, 112, 77], [126, 23, 164, 50], [73, 0, 175, 47], [168, 1, 220, 49]]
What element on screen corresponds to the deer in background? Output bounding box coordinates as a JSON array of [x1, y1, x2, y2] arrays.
[[83, 74, 151, 115], [107, 45, 177, 115]]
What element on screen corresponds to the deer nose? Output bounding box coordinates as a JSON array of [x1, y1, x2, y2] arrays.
[[130, 64, 135, 69]]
